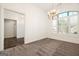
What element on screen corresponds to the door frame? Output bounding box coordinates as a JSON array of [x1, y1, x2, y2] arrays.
[[0, 7, 25, 51]]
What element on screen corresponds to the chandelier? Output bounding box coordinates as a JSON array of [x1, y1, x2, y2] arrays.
[[48, 9, 57, 19], [48, 3, 62, 20]]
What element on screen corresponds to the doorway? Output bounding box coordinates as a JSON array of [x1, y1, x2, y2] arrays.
[[4, 19, 17, 49], [4, 9, 25, 49]]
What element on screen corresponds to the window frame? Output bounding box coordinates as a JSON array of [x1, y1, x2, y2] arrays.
[[52, 11, 79, 34]]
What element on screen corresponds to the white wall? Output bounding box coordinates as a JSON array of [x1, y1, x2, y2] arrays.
[[17, 14, 25, 38], [4, 19, 16, 38], [48, 4, 79, 44], [24, 4, 49, 43], [58, 4, 79, 13], [0, 6, 4, 51]]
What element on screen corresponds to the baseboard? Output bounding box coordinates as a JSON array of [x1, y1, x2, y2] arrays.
[[25, 37, 49, 45]]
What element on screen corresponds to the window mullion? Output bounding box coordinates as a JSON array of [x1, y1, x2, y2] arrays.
[[67, 12, 70, 33], [57, 15, 59, 33]]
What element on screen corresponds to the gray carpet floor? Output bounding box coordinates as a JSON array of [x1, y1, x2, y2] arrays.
[[1, 38, 79, 56]]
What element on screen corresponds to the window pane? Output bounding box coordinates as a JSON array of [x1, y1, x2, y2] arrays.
[[69, 12, 78, 16], [59, 12, 67, 17], [69, 15, 78, 34], [59, 17, 68, 33]]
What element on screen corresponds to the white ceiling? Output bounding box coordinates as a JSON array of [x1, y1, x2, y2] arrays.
[[33, 3, 61, 12], [2, 3, 60, 12], [2, 3, 79, 13], [32, 3, 79, 12]]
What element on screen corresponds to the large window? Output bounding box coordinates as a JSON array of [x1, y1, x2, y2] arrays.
[[52, 11, 79, 34]]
